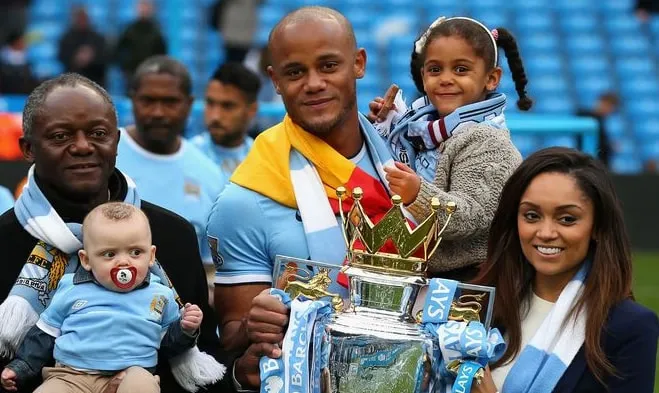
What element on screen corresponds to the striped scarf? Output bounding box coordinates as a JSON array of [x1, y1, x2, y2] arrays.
[[231, 113, 405, 291], [1, 166, 225, 392], [376, 91, 507, 182], [503, 262, 590, 392]]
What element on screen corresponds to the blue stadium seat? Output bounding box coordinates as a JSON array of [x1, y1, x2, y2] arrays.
[[30, 0, 67, 21], [521, 34, 560, 53], [515, 12, 554, 32], [554, 0, 596, 13], [558, 13, 598, 33], [541, 135, 578, 149], [610, 154, 642, 174], [605, 15, 642, 34], [610, 137, 636, 155], [615, 58, 655, 76], [600, 0, 635, 15], [533, 98, 574, 114], [570, 57, 608, 75], [633, 117, 659, 139], [526, 55, 563, 74], [31, 22, 65, 42], [565, 34, 605, 55], [626, 100, 659, 119], [604, 115, 628, 138], [639, 140, 659, 160], [421, 0, 464, 17], [609, 36, 651, 56], [468, 10, 510, 29], [510, 134, 540, 157], [32, 61, 63, 79]]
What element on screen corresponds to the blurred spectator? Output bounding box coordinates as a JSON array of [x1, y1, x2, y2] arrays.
[[635, 0, 659, 22], [244, 45, 281, 136], [645, 159, 658, 173], [58, 6, 108, 87], [576, 92, 619, 169], [0, 0, 30, 46], [209, 0, 261, 63], [191, 62, 260, 178], [0, 185, 14, 215], [0, 30, 39, 95], [114, 0, 167, 90]]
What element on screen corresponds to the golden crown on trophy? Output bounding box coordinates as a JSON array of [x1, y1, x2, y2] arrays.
[[336, 186, 456, 276]]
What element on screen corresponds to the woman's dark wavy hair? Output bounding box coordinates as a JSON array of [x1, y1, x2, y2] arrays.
[[472, 147, 633, 386], [410, 18, 532, 111]]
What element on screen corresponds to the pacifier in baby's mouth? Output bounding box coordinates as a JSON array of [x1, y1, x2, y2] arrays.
[[110, 266, 138, 289]]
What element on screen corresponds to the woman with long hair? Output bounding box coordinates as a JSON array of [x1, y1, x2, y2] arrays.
[[471, 147, 658, 392]]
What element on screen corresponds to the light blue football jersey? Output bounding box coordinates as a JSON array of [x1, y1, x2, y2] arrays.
[[206, 144, 379, 296], [190, 133, 254, 178], [116, 129, 228, 264]]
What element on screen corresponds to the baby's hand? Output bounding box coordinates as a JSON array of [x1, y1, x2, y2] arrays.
[[1, 368, 17, 391], [181, 303, 203, 334], [384, 162, 421, 205]]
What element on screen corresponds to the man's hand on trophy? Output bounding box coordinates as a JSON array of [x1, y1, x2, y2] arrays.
[[246, 289, 289, 348], [234, 342, 282, 389], [470, 366, 498, 393]]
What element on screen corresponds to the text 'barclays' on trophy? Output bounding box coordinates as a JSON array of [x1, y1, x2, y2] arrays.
[[269, 186, 497, 393]]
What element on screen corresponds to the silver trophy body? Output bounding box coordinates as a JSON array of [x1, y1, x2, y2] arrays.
[[323, 266, 432, 393], [272, 189, 495, 392]]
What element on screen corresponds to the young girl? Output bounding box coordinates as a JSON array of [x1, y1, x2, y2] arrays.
[[370, 16, 532, 279], [471, 147, 658, 393]]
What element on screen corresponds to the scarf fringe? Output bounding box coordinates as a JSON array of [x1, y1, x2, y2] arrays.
[[170, 345, 227, 392], [0, 295, 38, 357]]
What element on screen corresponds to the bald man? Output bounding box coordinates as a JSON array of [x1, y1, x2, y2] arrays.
[[209, 6, 401, 389]]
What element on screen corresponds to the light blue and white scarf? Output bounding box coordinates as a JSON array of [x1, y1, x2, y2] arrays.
[[259, 288, 333, 393], [290, 113, 408, 296], [375, 91, 507, 182], [0, 166, 225, 392], [421, 278, 506, 393], [502, 262, 590, 393]]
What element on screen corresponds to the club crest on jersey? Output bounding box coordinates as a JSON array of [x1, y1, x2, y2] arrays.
[[208, 235, 223, 268], [149, 295, 167, 322], [184, 178, 201, 198]]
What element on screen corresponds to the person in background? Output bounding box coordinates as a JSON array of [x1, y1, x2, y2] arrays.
[[0, 202, 211, 393], [0, 0, 30, 47], [471, 147, 658, 393], [0, 186, 14, 214], [116, 56, 227, 301], [58, 6, 108, 87], [0, 30, 39, 95], [191, 62, 260, 178], [209, 0, 261, 63], [114, 0, 167, 91], [244, 45, 283, 137], [576, 92, 619, 169], [0, 73, 233, 393], [635, 0, 659, 22]]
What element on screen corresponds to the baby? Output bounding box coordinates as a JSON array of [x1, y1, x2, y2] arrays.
[[1, 202, 203, 393]]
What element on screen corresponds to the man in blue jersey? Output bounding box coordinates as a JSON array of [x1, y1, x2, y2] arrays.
[[207, 6, 399, 390], [116, 56, 227, 279], [190, 63, 261, 178]]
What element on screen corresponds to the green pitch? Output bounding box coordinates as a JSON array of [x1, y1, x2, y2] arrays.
[[632, 252, 659, 393]]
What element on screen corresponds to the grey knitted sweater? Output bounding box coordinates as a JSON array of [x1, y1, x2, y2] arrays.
[[406, 123, 522, 274]]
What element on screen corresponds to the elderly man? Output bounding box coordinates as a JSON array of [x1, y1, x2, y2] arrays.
[[0, 73, 235, 393]]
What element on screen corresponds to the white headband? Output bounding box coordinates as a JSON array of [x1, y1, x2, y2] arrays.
[[414, 16, 499, 67]]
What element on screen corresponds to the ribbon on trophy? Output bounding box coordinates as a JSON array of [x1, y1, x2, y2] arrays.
[[420, 278, 506, 393], [259, 288, 333, 393]]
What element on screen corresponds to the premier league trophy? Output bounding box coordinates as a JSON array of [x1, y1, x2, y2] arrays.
[[269, 187, 499, 393]]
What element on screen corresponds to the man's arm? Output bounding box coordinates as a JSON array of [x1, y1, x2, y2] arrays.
[[207, 185, 288, 353], [3, 325, 55, 388]]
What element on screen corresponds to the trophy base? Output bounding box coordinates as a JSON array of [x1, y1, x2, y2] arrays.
[[323, 313, 432, 393]]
